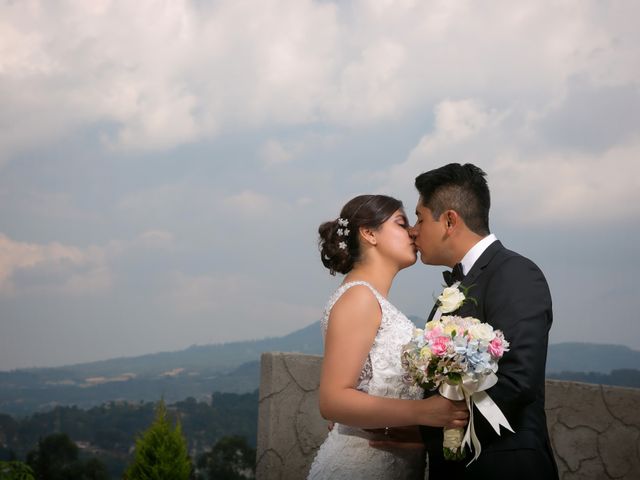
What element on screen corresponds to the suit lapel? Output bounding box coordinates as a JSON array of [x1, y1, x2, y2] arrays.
[[453, 240, 504, 317], [427, 240, 505, 321], [460, 239, 504, 290]]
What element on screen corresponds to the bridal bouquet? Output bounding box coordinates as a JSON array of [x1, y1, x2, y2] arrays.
[[401, 314, 513, 462]]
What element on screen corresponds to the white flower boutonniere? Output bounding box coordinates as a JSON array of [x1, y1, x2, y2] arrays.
[[437, 283, 466, 313], [435, 283, 477, 317]]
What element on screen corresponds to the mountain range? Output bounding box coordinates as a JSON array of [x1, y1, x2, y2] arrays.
[[1, 319, 638, 416]]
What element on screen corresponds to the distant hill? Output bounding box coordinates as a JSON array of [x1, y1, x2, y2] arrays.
[[11, 320, 323, 379], [1, 320, 638, 416], [547, 369, 640, 388], [546, 342, 640, 373], [0, 322, 323, 416]]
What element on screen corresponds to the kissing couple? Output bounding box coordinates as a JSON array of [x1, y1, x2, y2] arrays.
[[307, 163, 559, 479]]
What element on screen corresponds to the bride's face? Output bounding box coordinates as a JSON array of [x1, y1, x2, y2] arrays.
[[373, 209, 417, 269]]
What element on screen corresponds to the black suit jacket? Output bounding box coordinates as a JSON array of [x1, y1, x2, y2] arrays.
[[421, 240, 559, 479]]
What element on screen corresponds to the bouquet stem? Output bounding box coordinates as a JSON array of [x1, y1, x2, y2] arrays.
[[443, 427, 465, 461]]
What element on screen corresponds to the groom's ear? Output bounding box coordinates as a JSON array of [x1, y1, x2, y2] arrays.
[[444, 210, 460, 232]]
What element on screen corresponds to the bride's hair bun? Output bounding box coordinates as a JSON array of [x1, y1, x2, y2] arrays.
[[318, 219, 353, 275], [318, 194, 403, 275]]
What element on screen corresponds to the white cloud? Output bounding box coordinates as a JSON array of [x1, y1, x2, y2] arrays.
[[0, 0, 340, 157], [260, 139, 295, 167], [377, 98, 506, 198], [2, 0, 640, 368], [0, 233, 111, 296], [326, 39, 408, 123], [2, 0, 638, 159], [223, 190, 275, 215], [166, 272, 247, 316], [116, 182, 223, 228], [491, 140, 640, 224], [0, 229, 175, 296], [404, 99, 503, 160], [134, 230, 175, 250], [379, 97, 640, 226], [259, 133, 339, 167], [164, 271, 321, 342]]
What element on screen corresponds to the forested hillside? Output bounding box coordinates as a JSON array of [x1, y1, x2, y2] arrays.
[[0, 392, 258, 478]]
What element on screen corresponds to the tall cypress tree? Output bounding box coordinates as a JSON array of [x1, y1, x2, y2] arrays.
[[125, 399, 192, 480]]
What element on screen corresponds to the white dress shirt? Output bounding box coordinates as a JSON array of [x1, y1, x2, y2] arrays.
[[459, 233, 498, 275]]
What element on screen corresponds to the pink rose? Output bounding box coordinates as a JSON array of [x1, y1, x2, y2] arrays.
[[431, 336, 450, 356], [488, 337, 504, 357], [424, 328, 442, 342]]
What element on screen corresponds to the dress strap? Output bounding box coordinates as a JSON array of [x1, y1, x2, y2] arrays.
[[329, 281, 385, 310]]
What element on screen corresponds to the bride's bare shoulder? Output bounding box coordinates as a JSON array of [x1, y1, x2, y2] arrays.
[[329, 284, 381, 328]]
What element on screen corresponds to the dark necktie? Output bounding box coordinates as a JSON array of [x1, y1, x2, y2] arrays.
[[442, 263, 464, 286]]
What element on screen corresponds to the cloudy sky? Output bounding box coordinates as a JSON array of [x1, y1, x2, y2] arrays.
[[1, 0, 639, 370]]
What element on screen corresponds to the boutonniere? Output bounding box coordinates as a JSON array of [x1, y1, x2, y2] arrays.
[[436, 282, 477, 314]]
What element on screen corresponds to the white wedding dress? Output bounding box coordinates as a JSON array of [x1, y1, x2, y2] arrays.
[[307, 281, 425, 480]]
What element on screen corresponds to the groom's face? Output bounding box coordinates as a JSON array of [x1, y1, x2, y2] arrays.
[[411, 198, 448, 265]]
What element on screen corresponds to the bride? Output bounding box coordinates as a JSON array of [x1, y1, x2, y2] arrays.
[[307, 194, 468, 479]]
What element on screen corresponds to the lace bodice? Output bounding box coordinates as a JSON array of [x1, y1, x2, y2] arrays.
[[320, 281, 423, 400]]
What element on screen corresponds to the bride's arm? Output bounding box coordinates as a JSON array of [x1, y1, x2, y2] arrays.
[[318, 286, 467, 429]]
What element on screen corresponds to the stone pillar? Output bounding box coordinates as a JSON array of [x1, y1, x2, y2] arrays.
[[256, 352, 326, 480]]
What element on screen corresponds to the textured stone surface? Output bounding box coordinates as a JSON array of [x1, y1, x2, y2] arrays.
[[296, 391, 327, 455], [546, 380, 640, 479], [256, 450, 284, 480], [602, 385, 640, 428], [552, 422, 598, 472], [257, 354, 640, 480], [563, 457, 609, 480], [284, 354, 323, 392], [547, 380, 612, 432], [599, 422, 640, 478], [259, 353, 292, 401], [257, 352, 326, 480]]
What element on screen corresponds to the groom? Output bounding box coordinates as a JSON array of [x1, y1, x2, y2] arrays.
[[409, 163, 558, 479]]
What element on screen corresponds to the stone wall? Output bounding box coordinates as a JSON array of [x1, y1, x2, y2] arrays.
[[256, 352, 640, 480]]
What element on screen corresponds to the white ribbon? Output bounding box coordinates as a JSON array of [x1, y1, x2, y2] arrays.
[[439, 372, 514, 465]]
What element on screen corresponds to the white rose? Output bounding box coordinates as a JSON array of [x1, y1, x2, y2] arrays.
[[469, 323, 494, 342], [443, 427, 464, 450], [425, 320, 439, 331], [438, 286, 465, 313]]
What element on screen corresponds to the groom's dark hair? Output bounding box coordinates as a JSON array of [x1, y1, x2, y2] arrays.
[[415, 163, 490, 236]]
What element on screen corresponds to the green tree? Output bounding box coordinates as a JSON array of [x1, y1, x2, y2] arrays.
[[0, 461, 35, 480], [80, 458, 110, 480], [26, 433, 78, 480], [196, 435, 255, 480], [25, 433, 107, 480], [125, 399, 192, 480]]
